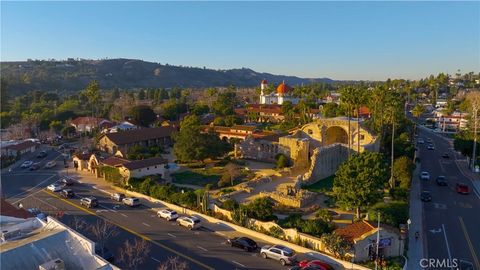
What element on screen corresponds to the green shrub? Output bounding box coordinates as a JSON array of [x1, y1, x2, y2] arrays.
[[368, 201, 408, 227], [222, 198, 239, 211]]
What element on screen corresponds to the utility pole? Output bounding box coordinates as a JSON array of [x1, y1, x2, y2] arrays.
[[375, 212, 381, 270], [472, 106, 478, 171]]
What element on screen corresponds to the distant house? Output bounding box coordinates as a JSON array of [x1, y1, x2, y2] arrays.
[[102, 121, 138, 134], [1, 141, 38, 157], [71, 117, 113, 133], [96, 126, 175, 154], [334, 220, 404, 262], [72, 153, 93, 171]]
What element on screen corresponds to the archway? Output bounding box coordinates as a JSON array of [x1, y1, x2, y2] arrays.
[[325, 126, 348, 145]]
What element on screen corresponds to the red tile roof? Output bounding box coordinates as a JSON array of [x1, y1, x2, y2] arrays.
[[103, 126, 175, 145], [122, 157, 168, 170], [334, 220, 376, 242], [101, 156, 130, 167], [0, 198, 34, 219], [71, 117, 107, 126]]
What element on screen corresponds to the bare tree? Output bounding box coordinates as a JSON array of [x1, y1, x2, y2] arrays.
[[88, 219, 119, 256], [157, 257, 188, 270], [69, 216, 88, 232], [119, 238, 151, 269]]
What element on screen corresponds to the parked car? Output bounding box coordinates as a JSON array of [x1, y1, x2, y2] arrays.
[[426, 138, 432, 143], [110, 193, 125, 202], [420, 191, 432, 202], [122, 197, 140, 207], [456, 183, 470, 194], [61, 189, 75, 198], [29, 163, 40, 171], [260, 245, 297, 266], [227, 237, 258, 252], [427, 144, 435, 150], [176, 216, 201, 230], [289, 266, 324, 270], [298, 260, 335, 270], [20, 161, 33, 168], [36, 151, 47, 158], [95, 246, 114, 263], [442, 152, 450, 158], [420, 171, 430, 180], [60, 177, 74, 186], [47, 183, 63, 192], [157, 209, 179, 221], [80, 197, 98, 208], [45, 161, 56, 168], [436, 176, 448, 186], [417, 138, 425, 144]]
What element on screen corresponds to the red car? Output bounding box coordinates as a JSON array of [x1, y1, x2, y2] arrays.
[[456, 183, 470, 194], [298, 260, 335, 270]]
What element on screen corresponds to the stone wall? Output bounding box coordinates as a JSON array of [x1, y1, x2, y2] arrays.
[[278, 136, 310, 168], [258, 189, 316, 208], [301, 143, 351, 185]]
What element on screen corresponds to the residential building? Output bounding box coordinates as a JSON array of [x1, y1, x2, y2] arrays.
[[334, 220, 404, 262], [436, 112, 469, 132], [117, 157, 168, 179], [96, 126, 175, 154], [71, 117, 114, 133], [1, 140, 38, 157], [102, 121, 138, 133]]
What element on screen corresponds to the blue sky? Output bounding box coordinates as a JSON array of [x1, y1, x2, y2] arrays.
[[1, 1, 479, 80]]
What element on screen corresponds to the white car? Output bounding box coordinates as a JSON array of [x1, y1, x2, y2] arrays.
[[47, 183, 63, 192], [157, 209, 179, 221], [176, 216, 201, 230], [427, 144, 435, 150], [45, 161, 56, 168], [122, 197, 140, 207], [260, 245, 297, 266], [417, 138, 425, 144], [21, 161, 34, 168], [420, 171, 430, 180]]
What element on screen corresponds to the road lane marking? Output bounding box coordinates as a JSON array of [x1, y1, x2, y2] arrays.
[[441, 224, 453, 270], [197, 245, 208, 252], [99, 205, 117, 213], [33, 195, 59, 210], [231, 260, 245, 267], [9, 174, 57, 203], [151, 257, 161, 263], [167, 233, 177, 238], [120, 213, 128, 217], [459, 217, 480, 269], [42, 190, 213, 270], [142, 222, 151, 227]]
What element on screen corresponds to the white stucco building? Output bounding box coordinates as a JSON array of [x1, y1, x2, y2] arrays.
[[259, 80, 300, 105]]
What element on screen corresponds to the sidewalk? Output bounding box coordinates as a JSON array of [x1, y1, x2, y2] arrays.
[[407, 154, 425, 270]]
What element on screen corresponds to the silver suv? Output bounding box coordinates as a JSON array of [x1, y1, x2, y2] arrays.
[[260, 245, 296, 266]]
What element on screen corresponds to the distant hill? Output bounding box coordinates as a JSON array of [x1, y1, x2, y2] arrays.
[[0, 58, 335, 94]]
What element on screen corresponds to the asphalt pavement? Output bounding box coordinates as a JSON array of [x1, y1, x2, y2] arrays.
[[417, 127, 480, 270], [1, 146, 309, 270]]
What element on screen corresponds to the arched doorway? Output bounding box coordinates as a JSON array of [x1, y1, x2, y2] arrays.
[[325, 126, 348, 145]]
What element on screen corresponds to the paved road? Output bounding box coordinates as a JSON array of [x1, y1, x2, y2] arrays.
[[1, 146, 314, 270], [417, 128, 480, 270]]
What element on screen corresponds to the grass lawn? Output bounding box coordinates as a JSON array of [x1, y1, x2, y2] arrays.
[[171, 168, 221, 187], [303, 175, 334, 193]]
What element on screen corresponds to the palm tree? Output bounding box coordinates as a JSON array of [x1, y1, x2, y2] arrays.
[[353, 87, 367, 152], [384, 91, 403, 189], [340, 86, 356, 154]]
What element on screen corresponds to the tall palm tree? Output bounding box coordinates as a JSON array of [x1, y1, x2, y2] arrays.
[[353, 87, 367, 152], [340, 86, 356, 155]]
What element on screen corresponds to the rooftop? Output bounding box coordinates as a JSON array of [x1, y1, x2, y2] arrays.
[[103, 126, 175, 145]]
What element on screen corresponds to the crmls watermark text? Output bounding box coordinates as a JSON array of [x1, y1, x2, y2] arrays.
[[420, 258, 458, 268]]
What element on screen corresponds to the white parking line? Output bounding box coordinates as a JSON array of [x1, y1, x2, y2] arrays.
[[142, 222, 151, 227], [441, 224, 454, 270], [197, 245, 208, 252], [120, 213, 128, 217], [231, 260, 246, 267], [167, 233, 177, 238], [99, 205, 116, 213], [151, 257, 161, 263]]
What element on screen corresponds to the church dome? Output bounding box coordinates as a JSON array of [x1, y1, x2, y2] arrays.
[[276, 81, 292, 95]]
